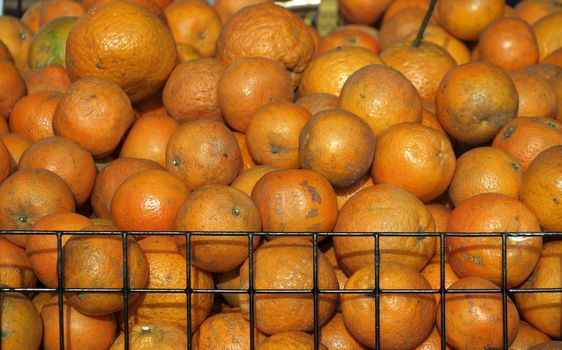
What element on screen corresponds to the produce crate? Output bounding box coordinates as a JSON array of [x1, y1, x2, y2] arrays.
[[1, 230, 560, 349]]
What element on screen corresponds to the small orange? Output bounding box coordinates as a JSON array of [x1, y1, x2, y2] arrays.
[[338, 0, 391, 25], [437, 0, 505, 41], [22, 65, 71, 94], [378, 7, 436, 50], [231, 165, 278, 197], [319, 313, 368, 350], [532, 11, 562, 59], [317, 27, 380, 55], [0, 236, 37, 288], [295, 93, 339, 115], [510, 70, 558, 118], [510, 321, 552, 350], [9, 91, 61, 141], [0, 59, 26, 117]]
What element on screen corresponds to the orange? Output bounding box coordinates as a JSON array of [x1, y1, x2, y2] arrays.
[[63, 234, 149, 316], [65, 0, 177, 102], [492, 117, 562, 171], [213, 0, 273, 23], [165, 120, 242, 190], [447, 193, 542, 287], [231, 165, 278, 197], [421, 108, 446, 134], [0, 16, 33, 72], [174, 184, 261, 273], [110, 324, 188, 350], [532, 11, 562, 59], [414, 327, 453, 350], [245, 102, 311, 169], [52, 76, 135, 158], [21, 1, 47, 34], [378, 7, 436, 50], [338, 0, 391, 24], [251, 169, 338, 233], [550, 70, 562, 121], [341, 263, 436, 349], [119, 113, 179, 167], [218, 57, 293, 133], [523, 62, 561, 79], [162, 58, 225, 124], [406, 25, 471, 65], [0, 168, 75, 230], [334, 174, 374, 210], [90, 157, 162, 219], [175, 43, 203, 63], [239, 237, 338, 335], [257, 331, 328, 350], [0, 292, 43, 350], [319, 313, 368, 350], [36, 0, 84, 28], [448, 146, 523, 206], [233, 132, 257, 171], [41, 295, 117, 350], [0, 132, 32, 169], [110, 169, 188, 231], [164, 0, 222, 57], [435, 61, 519, 145], [9, 90, 61, 141], [371, 122, 456, 202], [421, 255, 460, 304], [317, 27, 380, 55], [515, 0, 562, 25], [22, 64, 71, 94], [511, 70, 558, 118], [520, 145, 562, 231], [437, 277, 519, 349], [295, 93, 339, 115], [28, 16, 77, 69], [380, 41, 457, 104], [299, 108, 376, 187], [510, 321, 552, 350], [298, 46, 383, 97], [0, 59, 26, 117], [0, 138, 11, 185], [18, 136, 96, 206], [543, 47, 562, 66], [425, 204, 451, 233], [193, 312, 265, 348], [32, 292, 55, 313], [0, 236, 37, 288], [515, 240, 562, 338], [339, 64, 423, 136], [333, 184, 436, 275], [382, 0, 429, 22], [437, 0, 505, 41]]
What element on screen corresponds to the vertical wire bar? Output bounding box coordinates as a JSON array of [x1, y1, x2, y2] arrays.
[[440, 232, 446, 350], [249, 232, 255, 350], [313, 233, 319, 350], [374, 233, 380, 350], [122, 232, 130, 350], [56, 232, 64, 350], [186, 232, 192, 349], [502, 232, 508, 350]]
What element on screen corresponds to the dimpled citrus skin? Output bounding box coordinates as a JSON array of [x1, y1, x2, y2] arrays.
[[65, 0, 177, 102]]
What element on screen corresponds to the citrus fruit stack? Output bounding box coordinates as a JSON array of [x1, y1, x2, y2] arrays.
[[0, 0, 562, 348]]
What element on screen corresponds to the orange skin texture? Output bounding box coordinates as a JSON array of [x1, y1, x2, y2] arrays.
[[295, 93, 339, 115], [542, 47, 562, 67], [338, 0, 392, 25], [511, 70, 558, 118], [317, 28, 380, 55], [448, 146, 523, 206], [173, 184, 261, 273], [0, 237, 37, 289], [413, 327, 453, 350], [193, 312, 265, 348], [334, 174, 374, 211], [519, 145, 562, 231], [165, 120, 242, 191], [18, 136, 96, 206], [380, 41, 457, 104], [435, 61, 519, 145], [421, 258, 460, 304], [0, 132, 32, 170], [9, 91, 61, 141], [0, 16, 33, 72], [218, 57, 294, 133], [446, 193, 542, 287], [515, 241, 562, 338], [0, 292, 43, 350], [437, 277, 519, 350], [0, 168, 75, 231], [239, 237, 339, 335], [515, 0, 562, 25], [333, 184, 436, 275], [510, 321, 552, 350], [110, 169, 189, 231], [63, 235, 149, 316], [41, 296, 117, 350], [251, 168, 338, 233], [119, 113, 180, 167], [406, 25, 471, 65], [382, 0, 429, 22], [299, 46, 383, 97], [371, 122, 456, 203], [319, 313, 368, 350], [341, 264, 436, 349], [213, 0, 273, 23], [339, 64, 423, 136], [246, 102, 311, 169], [110, 324, 188, 350], [231, 165, 278, 197], [52, 76, 135, 159], [533, 11, 562, 59], [162, 58, 225, 124], [216, 4, 315, 74], [85, 0, 162, 17], [0, 59, 26, 117], [479, 17, 540, 72], [125, 236, 214, 332], [233, 132, 257, 171], [421, 108, 446, 134], [550, 71, 562, 121], [65, 0, 177, 103], [299, 108, 376, 188], [257, 331, 328, 350], [23, 65, 71, 94], [26, 212, 91, 288], [425, 204, 451, 233], [378, 7, 436, 50], [90, 157, 162, 219], [0, 138, 11, 184], [37, 1, 84, 28], [437, 0, 505, 41], [164, 0, 222, 57], [493, 117, 562, 170]]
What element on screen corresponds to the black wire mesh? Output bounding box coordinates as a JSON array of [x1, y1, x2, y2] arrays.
[[1, 230, 561, 349]]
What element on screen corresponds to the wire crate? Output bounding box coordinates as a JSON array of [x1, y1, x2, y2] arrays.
[[1, 230, 561, 350]]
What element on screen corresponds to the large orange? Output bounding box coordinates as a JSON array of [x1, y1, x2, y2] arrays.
[[65, 0, 177, 102], [437, 0, 505, 41], [0, 292, 43, 350]]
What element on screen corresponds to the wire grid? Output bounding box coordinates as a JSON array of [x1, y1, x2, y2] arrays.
[[1, 230, 561, 349]]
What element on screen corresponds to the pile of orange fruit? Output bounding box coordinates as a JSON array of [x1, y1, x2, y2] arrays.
[[0, 0, 561, 348]]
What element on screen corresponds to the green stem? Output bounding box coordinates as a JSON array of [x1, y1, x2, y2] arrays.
[[412, 0, 438, 48]]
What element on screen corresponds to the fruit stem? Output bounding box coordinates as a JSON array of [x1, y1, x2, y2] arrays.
[[411, 0, 437, 48]]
